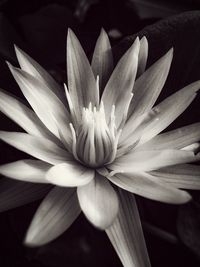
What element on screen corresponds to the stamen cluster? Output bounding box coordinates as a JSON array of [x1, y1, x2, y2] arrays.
[[70, 102, 120, 168]]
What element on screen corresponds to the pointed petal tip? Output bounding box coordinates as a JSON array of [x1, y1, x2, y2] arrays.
[[67, 28, 73, 41], [172, 189, 192, 205], [184, 80, 200, 94], [7, 64, 24, 78], [128, 36, 140, 55], [67, 28, 75, 38], [99, 27, 110, 42], [14, 45, 26, 59], [23, 237, 38, 248], [167, 47, 174, 58], [194, 80, 200, 92], [6, 60, 13, 69], [100, 27, 106, 34], [24, 233, 48, 247], [135, 36, 140, 44], [14, 44, 20, 52], [140, 35, 148, 41], [6, 62, 21, 76], [180, 191, 192, 204], [158, 48, 173, 65], [140, 35, 148, 45]]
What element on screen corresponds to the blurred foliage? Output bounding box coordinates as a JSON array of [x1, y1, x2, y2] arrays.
[[177, 192, 200, 259]]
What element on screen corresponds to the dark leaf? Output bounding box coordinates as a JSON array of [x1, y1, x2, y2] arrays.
[[177, 193, 200, 259], [18, 4, 79, 66]]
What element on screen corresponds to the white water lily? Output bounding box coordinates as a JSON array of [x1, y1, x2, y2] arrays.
[[0, 28, 200, 266]]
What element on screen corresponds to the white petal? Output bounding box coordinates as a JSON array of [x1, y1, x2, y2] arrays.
[[67, 29, 97, 119], [14, 45, 66, 104], [102, 37, 140, 127], [151, 164, 200, 190], [91, 28, 113, 92], [121, 48, 173, 143], [77, 173, 119, 229], [25, 187, 81, 246], [0, 89, 61, 144], [110, 149, 200, 172], [46, 162, 95, 187], [138, 123, 200, 151], [137, 36, 148, 77], [138, 80, 200, 145], [107, 171, 191, 204], [8, 64, 72, 146], [0, 131, 71, 165], [106, 189, 151, 267], [0, 179, 51, 212], [0, 160, 50, 183]]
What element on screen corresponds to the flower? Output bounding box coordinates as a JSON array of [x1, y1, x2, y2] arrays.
[[0, 28, 200, 266]]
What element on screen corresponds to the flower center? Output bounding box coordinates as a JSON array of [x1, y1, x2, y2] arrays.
[[70, 102, 121, 168]]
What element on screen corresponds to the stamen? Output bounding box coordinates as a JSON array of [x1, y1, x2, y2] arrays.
[[118, 92, 134, 129], [69, 123, 79, 161], [83, 118, 94, 164], [110, 105, 116, 138], [71, 101, 120, 168], [96, 75, 100, 105], [107, 129, 122, 164], [64, 84, 78, 127], [88, 102, 92, 112], [64, 84, 73, 113]]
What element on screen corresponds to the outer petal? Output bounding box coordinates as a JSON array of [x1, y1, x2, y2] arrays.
[[91, 28, 113, 92], [0, 131, 71, 165], [151, 164, 200, 190], [138, 123, 200, 151], [77, 172, 119, 229], [14, 45, 66, 104], [106, 171, 191, 204], [25, 187, 81, 246], [8, 64, 72, 147], [137, 81, 200, 145], [101, 37, 140, 127], [0, 179, 51, 212], [0, 160, 50, 183], [137, 36, 148, 77], [0, 89, 60, 145], [121, 80, 200, 150], [121, 48, 173, 142], [110, 149, 200, 172], [46, 162, 95, 187], [106, 189, 151, 267], [67, 29, 97, 119]]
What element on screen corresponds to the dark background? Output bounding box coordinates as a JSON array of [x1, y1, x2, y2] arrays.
[[0, 0, 200, 266]]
